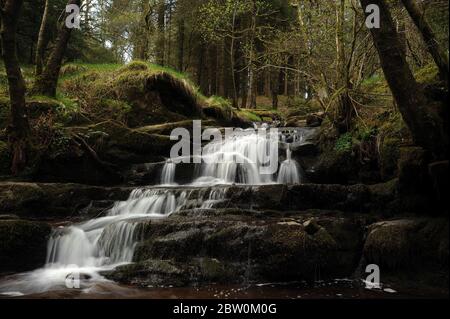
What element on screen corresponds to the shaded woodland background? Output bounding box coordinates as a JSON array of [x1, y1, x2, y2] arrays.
[[0, 0, 448, 180]]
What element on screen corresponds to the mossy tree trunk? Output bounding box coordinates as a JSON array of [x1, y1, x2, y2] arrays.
[[33, 0, 81, 97], [401, 0, 449, 83], [361, 0, 448, 159], [0, 0, 30, 175]]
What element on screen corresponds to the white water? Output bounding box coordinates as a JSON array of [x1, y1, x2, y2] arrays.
[[277, 148, 303, 184], [0, 125, 307, 296], [0, 190, 189, 295], [193, 130, 278, 185], [161, 160, 176, 185]]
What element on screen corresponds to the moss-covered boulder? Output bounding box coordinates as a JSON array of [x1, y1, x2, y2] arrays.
[[122, 211, 365, 286], [0, 220, 51, 271], [62, 62, 205, 127], [363, 219, 449, 271], [105, 257, 241, 288], [32, 120, 176, 185], [0, 182, 45, 216]]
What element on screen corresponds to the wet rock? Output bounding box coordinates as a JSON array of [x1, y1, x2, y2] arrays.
[[0, 214, 20, 220], [292, 142, 318, 157], [303, 218, 320, 235], [0, 182, 133, 218], [106, 257, 242, 287], [306, 112, 325, 127], [363, 218, 449, 271], [125, 212, 365, 285], [124, 162, 196, 186], [0, 220, 51, 271], [0, 180, 403, 219], [136, 229, 204, 262], [285, 116, 306, 127]]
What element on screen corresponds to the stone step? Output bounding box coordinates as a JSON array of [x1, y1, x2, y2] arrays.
[[0, 180, 398, 219]]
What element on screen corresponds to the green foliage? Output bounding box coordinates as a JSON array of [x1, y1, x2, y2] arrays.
[[236, 109, 262, 122], [414, 64, 439, 84], [357, 127, 378, 142], [335, 133, 353, 153]]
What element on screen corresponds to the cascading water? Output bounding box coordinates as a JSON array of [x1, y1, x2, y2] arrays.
[[193, 129, 278, 185], [277, 147, 303, 184], [0, 123, 311, 296], [161, 160, 176, 185], [0, 189, 190, 295]]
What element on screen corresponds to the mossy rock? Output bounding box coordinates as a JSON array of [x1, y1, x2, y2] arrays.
[[0, 182, 46, 215], [86, 67, 204, 126], [203, 103, 233, 123], [379, 137, 401, 179], [26, 98, 62, 119], [0, 220, 51, 271], [117, 61, 149, 73], [364, 219, 449, 272], [235, 109, 262, 123], [312, 146, 358, 184]]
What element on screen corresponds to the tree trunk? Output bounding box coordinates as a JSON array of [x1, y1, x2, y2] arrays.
[[177, 19, 185, 72], [361, 0, 448, 158], [157, 0, 166, 66], [401, 0, 449, 82], [229, 4, 239, 109], [335, 0, 353, 133], [271, 68, 282, 110], [33, 0, 81, 97], [0, 0, 30, 174], [35, 0, 50, 77]]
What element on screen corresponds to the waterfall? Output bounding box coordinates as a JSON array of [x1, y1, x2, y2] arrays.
[[42, 189, 189, 274], [161, 160, 176, 185], [201, 188, 228, 209], [0, 124, 312, 296], [277, 147, 303, 184], [193, 130, 278, 185]]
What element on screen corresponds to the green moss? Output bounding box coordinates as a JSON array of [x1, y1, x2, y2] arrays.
[[335, 133, 353, 153], [98, 99, 132, 120], [117, 61, 149, 73], [415, 64, 439, 84], [357, 127, 378, 142], [236, 109, 262, 122]]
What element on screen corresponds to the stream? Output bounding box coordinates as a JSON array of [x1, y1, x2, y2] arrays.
[[0, 126, 312, 297]]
